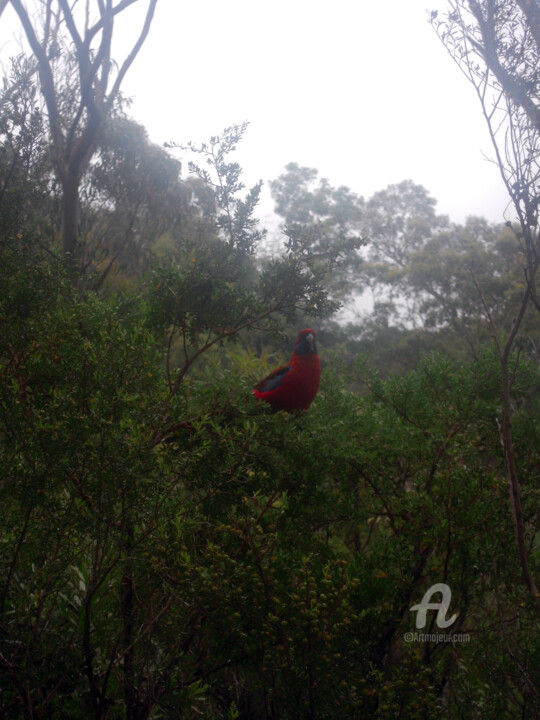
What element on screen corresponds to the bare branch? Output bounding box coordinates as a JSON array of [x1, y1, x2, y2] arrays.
[[9, 0, 63, 154], [57, 0, 84, 49], [432, 1, 540, 601], [108, 0, 158, 104], [85, 0, 140, 42]]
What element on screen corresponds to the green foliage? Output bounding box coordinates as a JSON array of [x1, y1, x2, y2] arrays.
[[138, 126, 349, 396], [1, 20, 539, 718], [168, 123, 266, 255], [1, 241, 540, 717], [82, 115, 184, 285], [0, 55, 54, 243], [269, 163, 367, 304]]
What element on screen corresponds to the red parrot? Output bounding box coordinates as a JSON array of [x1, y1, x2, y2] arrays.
[[253, 329, 321, 412]]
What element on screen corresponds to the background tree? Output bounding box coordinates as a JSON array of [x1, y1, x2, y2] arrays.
[[270, 162, 366, 306], [269, 166, 537, 372], [82, 115, 184, 290], [432, 0, 540, 600], [0, 54, 53, 244], [9, 0, 159, 271]]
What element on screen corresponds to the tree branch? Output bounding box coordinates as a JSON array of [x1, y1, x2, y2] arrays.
[[107, 0, 159, 104], [468, 0, 540, 133], [9, 0, 63, 158]]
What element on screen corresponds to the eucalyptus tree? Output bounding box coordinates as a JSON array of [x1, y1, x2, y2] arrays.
[[270, 162, 366, 305], [432, 0, 540, 600], [7, 0, 159, 274]]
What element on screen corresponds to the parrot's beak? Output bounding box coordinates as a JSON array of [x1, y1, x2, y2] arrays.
[[305, 333, 314, 351]]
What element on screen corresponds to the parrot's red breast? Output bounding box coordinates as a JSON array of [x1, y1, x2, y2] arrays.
[[253, 329, 320, 412]]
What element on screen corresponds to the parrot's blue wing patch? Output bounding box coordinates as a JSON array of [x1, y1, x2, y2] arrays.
[[254, 365, 290, 394]]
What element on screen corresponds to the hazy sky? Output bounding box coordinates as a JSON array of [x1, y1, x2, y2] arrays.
[[2, 0, 512, 226], [117, 0, 511, 226]]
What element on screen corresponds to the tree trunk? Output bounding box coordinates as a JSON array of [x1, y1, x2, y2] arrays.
[[499, 369, 539, 599], [61, 168, 80, 259]]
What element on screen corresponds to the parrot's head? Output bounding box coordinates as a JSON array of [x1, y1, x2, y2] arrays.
[[294, 329, 318, 355]]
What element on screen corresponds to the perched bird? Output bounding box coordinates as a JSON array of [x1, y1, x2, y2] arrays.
[[253, 329, 320, 412]]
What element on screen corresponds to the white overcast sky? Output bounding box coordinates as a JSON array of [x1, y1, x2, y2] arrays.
[[2, 0, 512, 226]]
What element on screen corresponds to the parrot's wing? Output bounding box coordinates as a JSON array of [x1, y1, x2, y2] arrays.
[[253, 364, 291, 394]]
